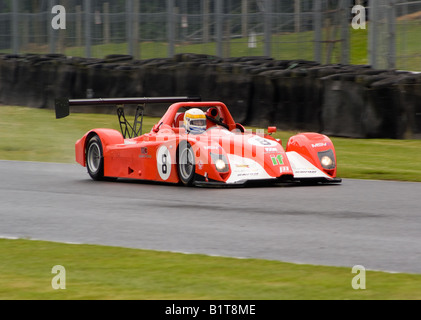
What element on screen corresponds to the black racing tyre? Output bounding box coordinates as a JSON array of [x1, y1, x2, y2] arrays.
[[177, 141, 196, 186], [86, 135, 105, 181]]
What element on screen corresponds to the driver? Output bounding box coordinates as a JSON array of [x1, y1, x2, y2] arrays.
[[184, 108, 207, 134]]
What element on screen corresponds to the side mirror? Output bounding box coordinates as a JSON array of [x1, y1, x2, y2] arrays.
[[267, 126, 277, 135], [153, 122, 162, 133]]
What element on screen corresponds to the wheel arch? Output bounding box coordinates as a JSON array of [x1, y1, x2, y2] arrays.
[[76, 129, 124, 167]]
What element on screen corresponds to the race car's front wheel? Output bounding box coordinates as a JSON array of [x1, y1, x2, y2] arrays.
[[86, 135, 105, 181], [177, 141, 196, 186]]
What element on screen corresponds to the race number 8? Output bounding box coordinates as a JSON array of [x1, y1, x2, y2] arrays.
[[248, 135, 278, 147], [157, 146, 171, 180], [162, 153, 168, 174]]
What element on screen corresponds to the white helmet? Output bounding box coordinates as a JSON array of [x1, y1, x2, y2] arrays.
[[184, 108, 206, 134]]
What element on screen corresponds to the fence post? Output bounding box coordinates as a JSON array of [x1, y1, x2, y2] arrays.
[[314, 0, 322, 63], [203, 0, 210, 43], [133, 0, 140, 59], [241, 0, 248, 38], [295, 0, 301, 33], [49, 0, 56, 54], [263, 0, 272, 57], [167, 0, 175, 58], [340, 0, 350, 65], [12, 0, 19, 54], [85, 0, 92, 58], [76, 5, 82, 47], [103, 3, 110, 45], [126, 0, 140, 58], [215, 0, 223, 57], [387, 0, 396, 69], [127, 0, 133, 56], [369, 0, 395, 69], [368, 0, 379, 68]]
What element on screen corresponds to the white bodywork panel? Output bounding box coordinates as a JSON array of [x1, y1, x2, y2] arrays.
[[224, 151, 333, 184], [286, 151, 332, 180], [226, 154, 274, 183]]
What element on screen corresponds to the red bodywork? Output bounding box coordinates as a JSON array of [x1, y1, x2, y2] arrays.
[[74, 101, 340, 185]]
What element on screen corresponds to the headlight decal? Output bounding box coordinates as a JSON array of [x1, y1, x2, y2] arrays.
[[210, 152, 230, 173], [317, 149, 336, 169]]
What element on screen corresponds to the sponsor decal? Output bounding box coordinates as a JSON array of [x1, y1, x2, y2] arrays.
[[237, 172, 259, 177], [295, 169, 317, 174], [139, 147, 151, 158], [264, 147, 278, 153], [270, 154, 284, 166], [280, 166, 290, 173], [311, 142, 330, 148]]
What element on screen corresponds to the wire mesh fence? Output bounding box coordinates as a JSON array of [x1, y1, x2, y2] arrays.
[[1, 0, 421, 71], [394, 0, 421, 71]]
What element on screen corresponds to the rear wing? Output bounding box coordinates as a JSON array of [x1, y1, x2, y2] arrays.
[[55, 96, 201, 138], [55, 96, 201, 119]]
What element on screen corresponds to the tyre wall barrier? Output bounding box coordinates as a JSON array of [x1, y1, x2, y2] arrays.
[[0, 53, 420, 139]]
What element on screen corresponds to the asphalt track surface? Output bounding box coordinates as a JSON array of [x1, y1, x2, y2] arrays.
[[1, 160, 420, 274]]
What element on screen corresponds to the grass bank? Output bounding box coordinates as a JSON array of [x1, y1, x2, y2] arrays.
[[1, 239, 421, 300]]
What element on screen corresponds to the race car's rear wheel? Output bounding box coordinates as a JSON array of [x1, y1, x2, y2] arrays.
[[177, 141, 196, 186], [86, 135, 104, 181]]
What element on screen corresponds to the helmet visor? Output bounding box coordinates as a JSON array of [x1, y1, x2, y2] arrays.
[[190, 119, 206, 127]]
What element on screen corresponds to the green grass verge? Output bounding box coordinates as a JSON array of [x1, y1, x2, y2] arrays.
[[332, 137, 421, 182], [1, 239, 421, 300], [0, 106, 160, 163]]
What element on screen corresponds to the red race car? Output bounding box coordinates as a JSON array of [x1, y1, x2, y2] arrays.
[[55, 97, 341, 186]]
